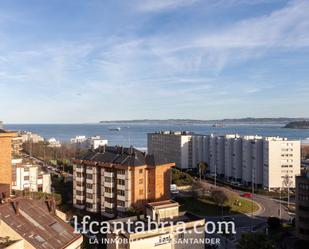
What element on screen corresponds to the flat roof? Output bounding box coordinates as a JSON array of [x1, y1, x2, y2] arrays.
[[147, 200, 179, 208]]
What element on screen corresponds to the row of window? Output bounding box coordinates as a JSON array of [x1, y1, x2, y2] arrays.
[[299, 205, 309, 212], [299, 183, 309, 191], [299, 195, 309, 201]]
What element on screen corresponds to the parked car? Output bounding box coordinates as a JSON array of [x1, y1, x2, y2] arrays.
[[241, 193, 253, 198]]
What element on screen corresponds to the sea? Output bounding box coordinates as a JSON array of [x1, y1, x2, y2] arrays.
[[5, 123, 309, 150]]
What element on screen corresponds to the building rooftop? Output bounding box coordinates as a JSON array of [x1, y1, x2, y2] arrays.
[[77, 145, 171, 166], [109, 211, 203, 234], [0, 198, 81, 249]]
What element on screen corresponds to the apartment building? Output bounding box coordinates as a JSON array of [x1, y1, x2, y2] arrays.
[[296, 172, 309, 241], [0, 197, 83, 249], [12, 163, 51, 193], [107, 200, 205, 249], [148, 131, 194, 169], [73, 145, 174, 218], [71, 135, 108, 150], [20, 131, 44, 143], [0, 129, 17, 192], [263, 137, 300, 190]]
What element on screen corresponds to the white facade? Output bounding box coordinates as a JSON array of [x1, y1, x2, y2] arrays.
[[20, 131, 44, 143], [263, 137, 301, 190], [148, 131, 301, 190], [70, 135, 108, 150], [48, 138, 61, 148], [12, 164, 51, 193]]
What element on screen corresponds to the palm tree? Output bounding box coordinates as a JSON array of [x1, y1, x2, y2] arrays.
[[198, 161, 208, 181]]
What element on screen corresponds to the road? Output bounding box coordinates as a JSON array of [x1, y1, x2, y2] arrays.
[[181, 180, 294, 249], [23, 152, 73, 177]]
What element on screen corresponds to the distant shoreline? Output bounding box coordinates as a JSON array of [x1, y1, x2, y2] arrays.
[[99, 118, 308, 125]]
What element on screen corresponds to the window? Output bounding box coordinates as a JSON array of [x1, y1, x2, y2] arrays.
[[86, 193, 93, 199], [76, 172, 83, 178], [118, 169, 125, 175], [105, 197, 113, 203], [117, 200, 125, 207], [76, 190, 82, 196], [139, 179, 143, 184], [117, 190, 125, 196], [139, 169, 143, 174], [105, 177, 113, 183], [86, 203, 93, 209], [139, 189, 143, 195], [117, 179, 125, 185], [105, 187, 112, 193], [86, 183, 92, 189], [86, 174, 92, 180]]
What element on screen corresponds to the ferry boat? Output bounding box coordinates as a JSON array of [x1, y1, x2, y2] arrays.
[[108, 127, 121, 131]]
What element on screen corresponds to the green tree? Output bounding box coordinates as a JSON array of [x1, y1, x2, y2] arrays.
[[237, 232, 275, 249]]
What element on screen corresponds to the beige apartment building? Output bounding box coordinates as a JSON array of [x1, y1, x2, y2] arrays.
[[73, 146, 174, 218], [107, 200, 206, 249]]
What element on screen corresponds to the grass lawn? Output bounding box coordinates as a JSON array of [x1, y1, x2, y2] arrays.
[[176, 195, 260, 217]]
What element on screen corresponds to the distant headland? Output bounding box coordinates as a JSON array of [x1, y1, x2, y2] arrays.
[[99, 118, 309, 125], [284, 121, 309, 129]]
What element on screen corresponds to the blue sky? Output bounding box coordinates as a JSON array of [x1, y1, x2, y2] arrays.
[[0, 0, 309, 123]]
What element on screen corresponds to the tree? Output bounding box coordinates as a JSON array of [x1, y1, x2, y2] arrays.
[[198, 161, 208, 181], [211, 189, 229, 215], [267, 217, 281, 230], [237, 232, 275, 249]]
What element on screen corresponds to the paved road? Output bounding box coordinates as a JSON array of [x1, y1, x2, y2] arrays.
[[182, 180, 294, 249]]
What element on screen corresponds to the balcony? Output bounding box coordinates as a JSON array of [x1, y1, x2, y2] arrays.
[[117, 174, 126, 180], [117, 195, 126, 201], [104, 192, 115, 198], [75, 167, 84, 173], [75, 195, 85, 201], [75, 176, 84, 182], [104, 172, 114, 178], [104, 202, 114, 209], [86, 188, 94, 194], [76, 185, 84, 191], [104, 182, 114, 188], [117, 184, 126, 191]]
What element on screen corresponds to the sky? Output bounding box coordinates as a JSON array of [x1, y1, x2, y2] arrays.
[[0, 0, 309, 123]]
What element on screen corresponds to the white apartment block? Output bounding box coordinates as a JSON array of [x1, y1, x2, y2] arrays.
[[148, 131, 301, 190], [12, 163, 51, 193], [71, 135, 108, 150], [20, 131, 44, 143], [148, 131, 193, 169], [263, 137, 301, 190]]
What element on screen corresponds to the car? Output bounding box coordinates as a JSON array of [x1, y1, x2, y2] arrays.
[[241, 193, 253, 198]]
